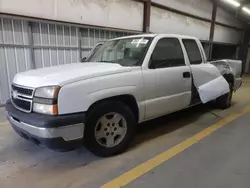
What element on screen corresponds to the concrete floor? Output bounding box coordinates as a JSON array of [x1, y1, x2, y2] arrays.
[[0, 77, 250, 188]]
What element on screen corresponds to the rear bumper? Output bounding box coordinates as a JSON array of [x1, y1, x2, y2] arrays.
[[5, 100, 85, 151]]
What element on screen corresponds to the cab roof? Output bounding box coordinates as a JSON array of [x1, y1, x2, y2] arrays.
[[111, 33, 198, 41]]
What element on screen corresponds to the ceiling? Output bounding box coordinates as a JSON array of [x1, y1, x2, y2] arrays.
[[216, 0, 250, 24]]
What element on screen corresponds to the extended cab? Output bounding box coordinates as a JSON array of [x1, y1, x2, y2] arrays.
[[5, 34, 242, 157]]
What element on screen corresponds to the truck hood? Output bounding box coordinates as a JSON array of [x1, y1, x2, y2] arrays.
[[13, 63, 132, 88]]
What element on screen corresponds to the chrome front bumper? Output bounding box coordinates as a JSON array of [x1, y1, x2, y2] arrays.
[[7, 114, 84, 141], [5, 99, 85, 150]]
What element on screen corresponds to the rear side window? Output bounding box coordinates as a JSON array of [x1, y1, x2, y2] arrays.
[[183, 39, 202, 65], [150, 38, 185, 69]]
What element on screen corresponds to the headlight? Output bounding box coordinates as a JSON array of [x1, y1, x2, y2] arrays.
[[34, 86, 60, 99], [33, 86, 60, 115], [33, 103, 58, 115]]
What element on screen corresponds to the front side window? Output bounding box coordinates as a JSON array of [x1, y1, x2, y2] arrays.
[[87, 37, 153, 66], [149, 38, 185, 69], [183, 39, 202, 65]]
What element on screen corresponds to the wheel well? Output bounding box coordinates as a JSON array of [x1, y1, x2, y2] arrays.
[[223, 74, 234, 88], [87, 95, 139, 122]]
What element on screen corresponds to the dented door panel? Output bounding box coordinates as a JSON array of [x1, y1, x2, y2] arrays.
[[190, 63, 230, 103]]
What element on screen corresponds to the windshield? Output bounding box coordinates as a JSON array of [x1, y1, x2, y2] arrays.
[[87, 37, 153, 66]]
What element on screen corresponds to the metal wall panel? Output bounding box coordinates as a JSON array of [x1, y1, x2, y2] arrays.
[[32, 23, 79, 68], [0, 18, 31, 104], [0, 17, 134, 104], [80, 28, 134, 58]]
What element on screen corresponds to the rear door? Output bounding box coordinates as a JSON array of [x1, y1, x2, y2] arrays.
[[182, 39, 230, 103]]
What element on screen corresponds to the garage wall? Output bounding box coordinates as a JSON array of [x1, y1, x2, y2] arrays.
[[214, 25, 243, 44], [151, 0, 244, 44], [153, 0, 213, 20], [214, 7, 244, 45], [0, 18, 32, 104], [32, 23, 79, 68], [150, 7, 211, 41], [216, 7, 245, 29], [0, 0, 144, 31]]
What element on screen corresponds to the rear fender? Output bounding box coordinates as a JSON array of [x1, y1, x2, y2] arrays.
[[211, 59, 242, 91]]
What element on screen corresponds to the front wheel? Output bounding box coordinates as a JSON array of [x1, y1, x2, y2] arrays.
[[84, 101, 136, 157]]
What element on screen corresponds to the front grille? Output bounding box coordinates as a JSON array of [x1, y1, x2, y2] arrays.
[[12, 97, 32, 112], [12, 84, 33, 97], [11, 84, 34, 113]]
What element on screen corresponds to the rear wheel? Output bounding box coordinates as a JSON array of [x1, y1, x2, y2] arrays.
[[216, 82, 233, 109], [84, 101, 136, 157]]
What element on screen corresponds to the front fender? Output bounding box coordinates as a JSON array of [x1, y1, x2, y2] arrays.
[[57, 69, 143, 115], [58, 85, 138, 115]]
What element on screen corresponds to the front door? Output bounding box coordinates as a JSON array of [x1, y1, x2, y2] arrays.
[[143, 38, 192, 120]]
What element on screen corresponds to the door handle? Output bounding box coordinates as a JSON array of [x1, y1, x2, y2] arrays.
[[183, 72, 191, 78]]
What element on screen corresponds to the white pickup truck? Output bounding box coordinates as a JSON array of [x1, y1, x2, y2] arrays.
[[5, 34, 242, 157]]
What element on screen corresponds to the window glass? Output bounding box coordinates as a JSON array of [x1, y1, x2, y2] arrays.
[[183, 39, 202, 64], [150, 38, 185, 69], [87, 37, 152, 66]]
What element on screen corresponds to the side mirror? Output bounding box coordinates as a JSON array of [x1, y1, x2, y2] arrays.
[[81, 57, 87, 62]]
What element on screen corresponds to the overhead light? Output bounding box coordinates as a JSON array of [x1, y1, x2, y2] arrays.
[[242, 7, 250, 15], [221, 0, 240, 7]]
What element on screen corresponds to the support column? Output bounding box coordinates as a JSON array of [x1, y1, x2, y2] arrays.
[[208, 0, 217, 60], [143, 0, 151, 33], [27, 21, 36, 69]]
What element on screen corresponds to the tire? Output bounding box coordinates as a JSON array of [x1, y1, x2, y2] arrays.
[[84, 101, 136, 157], [216, 82, 233, 109]]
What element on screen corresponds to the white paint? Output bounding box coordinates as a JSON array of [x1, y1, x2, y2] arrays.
[[198, 75, 229, 103], [150, 7, 210, 41], [190, 64, 222, 87], [13, 63, 133, 88], [214, 24, 243, 44], [142, 66, 192, 119], [0, 0, 143, 31]]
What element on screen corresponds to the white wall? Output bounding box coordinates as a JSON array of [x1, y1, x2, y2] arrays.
[[150, 7, 210, 41], [216, 7, 245, 29], [151, 0, 245, 44], [153, 0, 213, 20], [214, 25, 243, 44], [0, 0, 143, 31], [153, 0, 245, 29], [214, 7, 245, 45], [0, 0, 245, 44]]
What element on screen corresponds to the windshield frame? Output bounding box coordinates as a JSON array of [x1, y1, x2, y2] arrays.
[[86, 36, 154, 67]]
